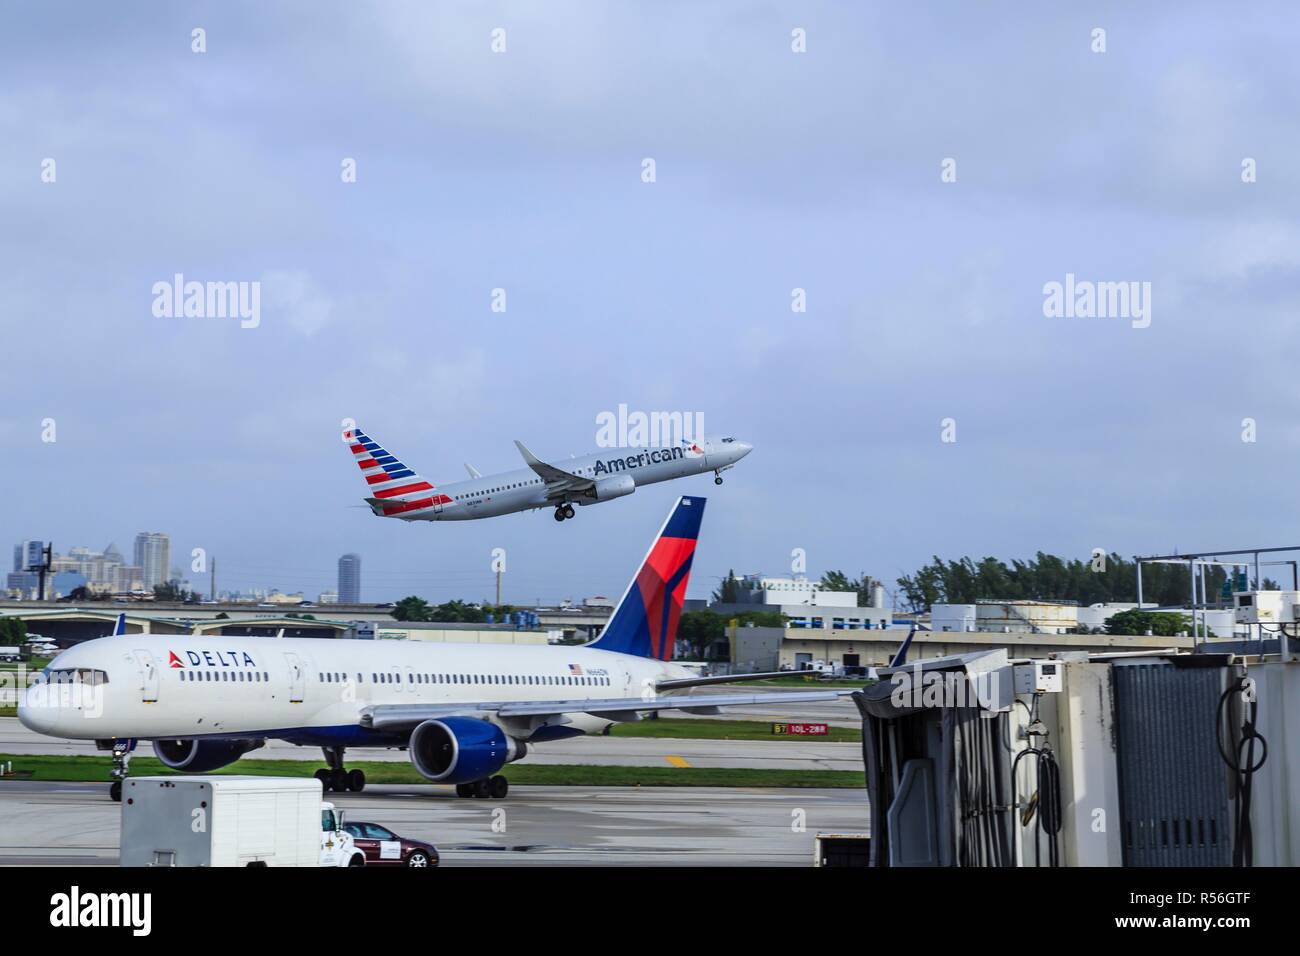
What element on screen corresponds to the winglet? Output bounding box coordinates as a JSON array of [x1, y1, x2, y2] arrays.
[[465, 463, 481, 479], [513, 439, 542, 466]]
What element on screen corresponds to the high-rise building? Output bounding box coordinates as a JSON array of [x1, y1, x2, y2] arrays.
[[13, 540, 44, 573], [338, 554, 361, 604], [133, 532, 171, 590]]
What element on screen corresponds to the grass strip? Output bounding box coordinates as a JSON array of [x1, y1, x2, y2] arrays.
[[0, 752, 864, 789]]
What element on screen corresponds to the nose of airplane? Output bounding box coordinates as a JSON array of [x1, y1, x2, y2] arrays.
[[735, 441, 754, 459], [16, 685, 56, 734]]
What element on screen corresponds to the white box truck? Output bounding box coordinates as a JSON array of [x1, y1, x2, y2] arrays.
[[120, 776, 365, 867]]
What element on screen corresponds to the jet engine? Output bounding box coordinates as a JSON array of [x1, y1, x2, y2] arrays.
[[153, 738, 266, 773], [591, 474, 635, 502], [409, 717, 526, 784]]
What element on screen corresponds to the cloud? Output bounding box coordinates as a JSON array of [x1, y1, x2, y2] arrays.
[[260, 269, 334, 336]]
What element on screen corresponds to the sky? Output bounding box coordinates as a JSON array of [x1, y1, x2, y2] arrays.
[[2, 2, 1299, 606]]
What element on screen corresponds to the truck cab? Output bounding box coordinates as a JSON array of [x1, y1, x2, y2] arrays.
[[320, 802, 365, 867]]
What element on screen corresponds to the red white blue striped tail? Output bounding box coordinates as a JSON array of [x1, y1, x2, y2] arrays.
[[344, 427, 450, 518]]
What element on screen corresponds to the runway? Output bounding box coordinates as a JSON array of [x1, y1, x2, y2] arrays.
[[0, 715, 862, 771], [0, 780, 869, 867]]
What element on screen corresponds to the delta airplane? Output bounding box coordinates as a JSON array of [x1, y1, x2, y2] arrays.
[[20, 496, 849, 802], [344, 425, 752, 522]]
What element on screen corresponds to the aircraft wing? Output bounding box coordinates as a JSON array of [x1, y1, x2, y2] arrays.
[[655, 670, 842, 690], [513, 439, 595, 499], [360, 688, 852, 732]]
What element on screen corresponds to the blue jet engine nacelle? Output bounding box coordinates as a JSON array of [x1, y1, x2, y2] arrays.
[[409, 717, 525, 785], [153, 738, 266, 773]]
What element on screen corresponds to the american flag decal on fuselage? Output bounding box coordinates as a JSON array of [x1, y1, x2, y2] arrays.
[[345, 428, 451, 518]]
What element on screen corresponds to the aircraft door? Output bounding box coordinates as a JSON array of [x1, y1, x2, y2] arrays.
[[132, 649, 159, 703], [691, 439, 711, 474], [285, 652, 305, 703]]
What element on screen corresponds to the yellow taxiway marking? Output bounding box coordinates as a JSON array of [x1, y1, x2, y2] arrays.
[[664, 755, 691, 768]]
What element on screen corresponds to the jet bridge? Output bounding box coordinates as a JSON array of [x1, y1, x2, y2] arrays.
[[852, 650, 1296, 867]]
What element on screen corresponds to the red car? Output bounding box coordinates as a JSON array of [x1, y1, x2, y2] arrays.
[[342, 822, 440, 868]]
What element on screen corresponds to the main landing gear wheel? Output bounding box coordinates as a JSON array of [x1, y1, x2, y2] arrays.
[[554, 503, 576, 521], [553, 507, 565, 521], [110, 780, 122, 803], [563, 504, 575, 519], [456, 777, 508, 798], [319, 746, 363, 792]]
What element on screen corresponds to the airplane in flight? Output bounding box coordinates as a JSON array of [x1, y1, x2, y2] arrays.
[[343, 425, 752, 522], [19, 496, 848, 801]]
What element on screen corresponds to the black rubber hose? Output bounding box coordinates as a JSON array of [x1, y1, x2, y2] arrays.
[[1217, 677, 1268, 867]]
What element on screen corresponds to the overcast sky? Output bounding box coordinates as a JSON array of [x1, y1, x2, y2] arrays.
[[2, 2, 1298, 605]]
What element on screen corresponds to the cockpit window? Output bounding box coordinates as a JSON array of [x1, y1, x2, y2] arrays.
[[721, 437, 735, 443], [42, 668, 109, 686]]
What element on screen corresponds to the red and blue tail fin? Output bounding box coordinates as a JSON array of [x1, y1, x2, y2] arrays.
[[344, 426, 449, 518], [588, 496, 705, 661]]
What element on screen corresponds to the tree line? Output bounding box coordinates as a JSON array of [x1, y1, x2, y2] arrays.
[[393, 597, 518, 623], [893, 552, 1277, 613]]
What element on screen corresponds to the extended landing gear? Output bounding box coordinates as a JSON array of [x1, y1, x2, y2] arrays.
[[108, 739, 133, 802], [553, 503, 576, 522], [455, 775, 509, 799], [713, 471, 724, 485], [316, 746, 366, 793]]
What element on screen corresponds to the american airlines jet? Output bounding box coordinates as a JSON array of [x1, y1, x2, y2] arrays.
[[344, 426, 752, 522], [19, 497, 847, 802]]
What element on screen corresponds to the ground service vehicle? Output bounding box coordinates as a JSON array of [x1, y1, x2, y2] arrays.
[[119, 776, 365, 867]]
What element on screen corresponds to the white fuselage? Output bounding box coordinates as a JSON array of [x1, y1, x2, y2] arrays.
[[410, 437, 750, 520], [19, 635, 694, 745]]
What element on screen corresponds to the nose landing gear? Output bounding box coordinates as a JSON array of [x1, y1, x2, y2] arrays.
[[105, 738, 134, 802], [316, 746, 366, 793], [713, 470, 724, 485]]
